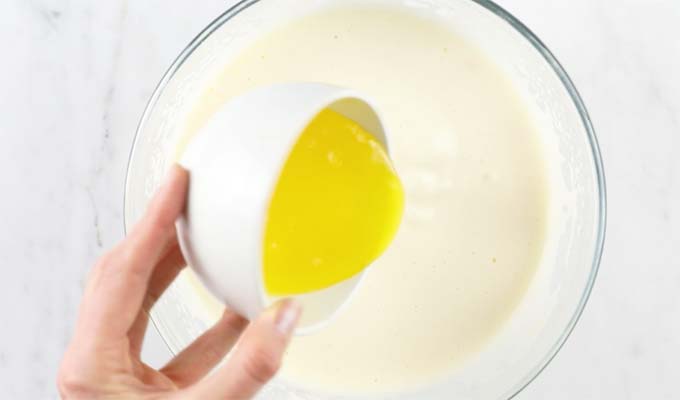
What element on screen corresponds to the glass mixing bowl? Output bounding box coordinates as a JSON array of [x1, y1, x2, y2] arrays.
[[124, 0, 606, 398]]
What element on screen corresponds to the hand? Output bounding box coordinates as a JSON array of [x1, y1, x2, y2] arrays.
[[58, 166, 302, 399]]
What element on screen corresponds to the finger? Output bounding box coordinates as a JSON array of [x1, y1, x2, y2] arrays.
[[160, 310, 248, 388], [81, 165, 189, 340], [128, 243, 187, 355], [126, 165, 189, 270], [185, 300, 301, 399], [144, 242, 186, 308]]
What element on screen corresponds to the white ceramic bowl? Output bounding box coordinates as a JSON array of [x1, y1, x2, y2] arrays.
[[176, 82, 389, 333], [124, 1, 606, 398]]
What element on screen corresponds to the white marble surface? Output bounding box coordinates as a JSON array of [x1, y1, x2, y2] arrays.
[[0, 0, 677, 398]]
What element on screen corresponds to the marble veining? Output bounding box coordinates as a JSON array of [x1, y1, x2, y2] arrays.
[[0, 0, 677, 398]]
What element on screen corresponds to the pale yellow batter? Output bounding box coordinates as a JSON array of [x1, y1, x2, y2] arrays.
[[181, 4, 549, 394]]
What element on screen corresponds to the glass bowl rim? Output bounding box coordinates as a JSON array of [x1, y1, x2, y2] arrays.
[[123, 1, 607, 398]]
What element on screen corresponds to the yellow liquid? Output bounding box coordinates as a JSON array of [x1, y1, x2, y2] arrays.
[[263, 109, 404, 295]]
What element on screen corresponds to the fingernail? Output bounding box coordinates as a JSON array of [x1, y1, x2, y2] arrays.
[[274, 299, 302, 336], [156, 165, 185, 197], [163, 165, 183, 185], [156, 166, 177, 193]]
